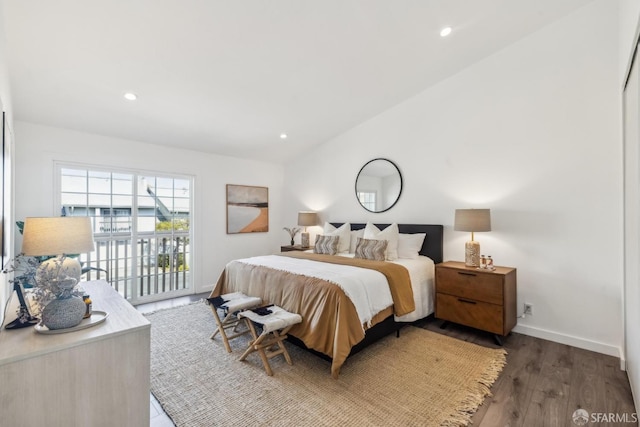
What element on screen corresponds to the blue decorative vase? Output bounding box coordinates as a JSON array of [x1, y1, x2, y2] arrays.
[[42, 296, 86, 330]]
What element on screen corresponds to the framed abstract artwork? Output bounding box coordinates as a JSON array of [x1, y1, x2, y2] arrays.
[[226, 184, 269, 234]]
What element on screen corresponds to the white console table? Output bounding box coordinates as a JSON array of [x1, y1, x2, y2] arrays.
[[0, 280, 151, 426]]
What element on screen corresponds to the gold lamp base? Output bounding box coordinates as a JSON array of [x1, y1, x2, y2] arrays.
[[465, 240, 480, 267]]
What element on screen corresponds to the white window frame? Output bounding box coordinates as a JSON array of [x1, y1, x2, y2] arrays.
[[54, 161, 196, 305]]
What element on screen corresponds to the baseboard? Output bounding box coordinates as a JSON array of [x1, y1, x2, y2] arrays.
[[195, 284, 214, 295], [513, 324, 622, 361]]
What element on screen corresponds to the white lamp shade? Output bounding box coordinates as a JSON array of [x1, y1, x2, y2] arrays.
[[21, 217, 95, 256], [454, 209, 491, 232], [298, 211, 318, 227]]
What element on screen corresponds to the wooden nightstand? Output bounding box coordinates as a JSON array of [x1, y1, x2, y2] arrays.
[[280, 245, 312, 252], [435, 261, 517, 345]]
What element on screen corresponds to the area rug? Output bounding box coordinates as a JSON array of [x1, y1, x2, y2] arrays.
[[146, 301, 507, 427]]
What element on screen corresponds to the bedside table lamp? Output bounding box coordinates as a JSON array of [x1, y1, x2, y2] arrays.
[[454, 209, 491, 268], [297, 211, 318, 248], [21, 217, 95, 329]]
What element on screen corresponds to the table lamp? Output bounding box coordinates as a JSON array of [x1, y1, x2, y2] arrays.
[[21, 216, 95, 329], [454, 209, 491, 267], [297, 211, 318, 248]]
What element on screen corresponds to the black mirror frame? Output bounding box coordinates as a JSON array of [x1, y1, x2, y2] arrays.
[[354, 158, 403, 213]]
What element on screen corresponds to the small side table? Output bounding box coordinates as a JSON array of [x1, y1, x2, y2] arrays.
[[280, 245, 311, 252]]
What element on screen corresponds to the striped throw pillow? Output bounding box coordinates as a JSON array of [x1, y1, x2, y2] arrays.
[[314, 235, 339, 255], [354, 237, 388, 261]]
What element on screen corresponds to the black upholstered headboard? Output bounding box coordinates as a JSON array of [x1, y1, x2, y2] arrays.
[[330, 223, 444, 264]]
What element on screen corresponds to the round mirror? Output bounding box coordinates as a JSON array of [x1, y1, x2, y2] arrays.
[[355, 158, 403, 213]]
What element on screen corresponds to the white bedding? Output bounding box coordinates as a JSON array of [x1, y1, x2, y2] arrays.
[[336, 253, 435, 322], [236, 253, 435, 328], [390, 256, 435, 322]]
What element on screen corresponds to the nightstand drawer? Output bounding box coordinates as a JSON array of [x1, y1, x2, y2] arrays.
[[436, 293, 504, 335], [436, 267, 503, 305]]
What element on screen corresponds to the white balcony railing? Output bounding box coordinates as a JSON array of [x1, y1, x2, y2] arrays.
[[80, 235, 190, 301]]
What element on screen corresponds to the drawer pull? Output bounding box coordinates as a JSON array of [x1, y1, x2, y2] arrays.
[[457, 298, 477, 305], [457, 272, 477, 277]]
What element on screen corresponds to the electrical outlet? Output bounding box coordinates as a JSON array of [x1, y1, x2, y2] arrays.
[[524, 303, 533, 316]]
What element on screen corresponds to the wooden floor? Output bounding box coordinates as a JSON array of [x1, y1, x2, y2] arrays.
[[138, 294, 637, 427], [415, 317, 637, 427]]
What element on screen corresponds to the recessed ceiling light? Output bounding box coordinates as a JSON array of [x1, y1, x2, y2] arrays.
[[440, 27, 452, 37], [280, 133, 288, 140], [124, 92, 138, 101]]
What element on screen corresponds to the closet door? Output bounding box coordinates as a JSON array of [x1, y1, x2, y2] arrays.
[[623, 44, 640, 405]]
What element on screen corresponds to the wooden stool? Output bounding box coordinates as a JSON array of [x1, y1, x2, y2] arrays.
[[238, 305, 302, 376], [207, 292, 262, 353]]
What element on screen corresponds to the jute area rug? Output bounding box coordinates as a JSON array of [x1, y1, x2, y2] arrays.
[[147, 301, 507, 427]]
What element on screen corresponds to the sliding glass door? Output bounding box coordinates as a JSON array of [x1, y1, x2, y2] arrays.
[[57, 164, 193, 304]]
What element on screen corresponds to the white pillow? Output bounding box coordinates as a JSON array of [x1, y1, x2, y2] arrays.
[[322, 222, 351, 253], [363, 222, 399, 261], [397, 233, 426, 259], [349, 229, 365, 253]]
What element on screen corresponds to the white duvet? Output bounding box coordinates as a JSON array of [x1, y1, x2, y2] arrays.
[[235, 253, 435, 328]]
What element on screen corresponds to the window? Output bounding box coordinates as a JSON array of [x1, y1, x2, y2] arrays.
[[357, 191, 376, 212], [59, 165, 193, 303]]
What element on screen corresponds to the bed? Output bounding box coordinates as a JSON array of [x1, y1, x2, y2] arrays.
[[210, 222, 443, 378]]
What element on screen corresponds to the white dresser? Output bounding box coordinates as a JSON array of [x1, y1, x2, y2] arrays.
[[0, 280, 151, 427]]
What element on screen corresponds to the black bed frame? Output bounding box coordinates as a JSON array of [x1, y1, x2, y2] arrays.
[[287, 222, 444, 362]]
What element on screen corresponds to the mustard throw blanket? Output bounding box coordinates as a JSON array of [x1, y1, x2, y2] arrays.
[[277, 251, 415, 316]]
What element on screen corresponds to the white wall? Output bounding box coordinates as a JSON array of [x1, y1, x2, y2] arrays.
[[284, 0, 622, 357], [13, 121, 284, 295]]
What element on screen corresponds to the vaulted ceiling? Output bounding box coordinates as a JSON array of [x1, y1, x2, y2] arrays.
[[3, 0, 593, 163]]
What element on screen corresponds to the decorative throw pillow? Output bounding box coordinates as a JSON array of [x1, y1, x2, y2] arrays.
[[363, 222, 399, 261], [397, 233, 426, 259], [314, 235, 339, 255], [354, 237, 388, 261], [349, 229, 365, 253], [322, 222, 351, 253]]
